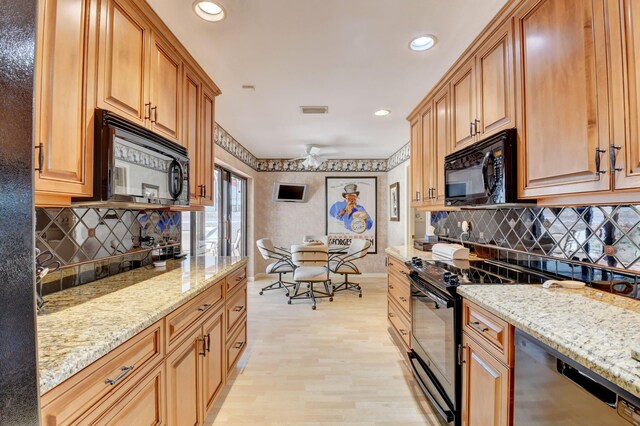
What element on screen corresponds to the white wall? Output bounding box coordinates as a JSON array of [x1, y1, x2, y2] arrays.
[[386, 160, 409, 247], [254, 171, 388, 275]]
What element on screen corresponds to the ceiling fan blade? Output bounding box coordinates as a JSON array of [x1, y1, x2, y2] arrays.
[[309, 146, 321, 155]]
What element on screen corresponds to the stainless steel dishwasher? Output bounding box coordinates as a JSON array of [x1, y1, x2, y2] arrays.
[[514, 329, 640, 425]]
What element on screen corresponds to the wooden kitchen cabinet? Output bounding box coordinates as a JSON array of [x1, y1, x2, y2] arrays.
[[386, 256, 411, 353], [515, 0, 612, 198], [432, 85, 450, 205], [200, 87, 216, 207], [149, 32, 181, 143], [202, 308, 225, 417], [461, 332, 512, 426], [34, 0, 98, 205], [97, 0, 149, 126], [421, 102, 434, 205], [451, 58, 477, 152], [409, 116, 423, 207]]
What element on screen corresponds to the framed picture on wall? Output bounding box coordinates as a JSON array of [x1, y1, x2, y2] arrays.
[[325, 176, 377, 254], [389, 182, 400, 222]]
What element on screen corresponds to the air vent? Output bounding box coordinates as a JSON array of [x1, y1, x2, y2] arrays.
[[242, 84, 255, 90], [300, 106, 328, 114]]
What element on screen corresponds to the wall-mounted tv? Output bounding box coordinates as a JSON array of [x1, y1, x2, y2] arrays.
[[272, 182, 308, 203]]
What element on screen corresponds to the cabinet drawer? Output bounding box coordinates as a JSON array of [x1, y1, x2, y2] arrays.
[[462, 299, 513, 367], [93, 363, 165, 426], [41, 321, 164, 426], [226, 319, 247, 374], [388, 272, 410, 315], [387, 256, 409, 278], [388, 297, 411, 349], [165, 280, 223, 352], [226, 284, 247, 333], [226, 266, 247, 294]]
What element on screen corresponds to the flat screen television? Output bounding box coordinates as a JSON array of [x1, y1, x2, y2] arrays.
[[272, 182, 308, 203]]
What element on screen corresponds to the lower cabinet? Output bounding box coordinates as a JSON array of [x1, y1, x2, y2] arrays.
[[386, 256, 411, 352], [461, 299, 513, 426], [40, 264, 247, 426]]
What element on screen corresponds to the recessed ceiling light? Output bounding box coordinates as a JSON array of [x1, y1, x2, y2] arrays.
[[193, 1, 226, 22], [409, 35, 436, 52], [374, 109, 391, 117]]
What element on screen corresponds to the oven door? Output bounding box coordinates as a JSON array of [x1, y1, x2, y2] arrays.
[[409, 274, 458, 424]]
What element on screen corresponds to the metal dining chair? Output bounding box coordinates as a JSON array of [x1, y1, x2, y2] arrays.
[[329, 239, 371, 297], [289, 244, 332, 310], [256, 238, 295, 296]]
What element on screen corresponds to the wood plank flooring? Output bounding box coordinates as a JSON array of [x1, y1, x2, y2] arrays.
[[206, 275, 440, 425]]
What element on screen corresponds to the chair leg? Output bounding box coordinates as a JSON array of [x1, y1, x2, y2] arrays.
[[332, 274, 363, 297], [287, 280, 333, 309], [260, 272, 296, 296]]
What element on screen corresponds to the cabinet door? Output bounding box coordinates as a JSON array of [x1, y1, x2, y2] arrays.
[[615, 0, 640, 190], [94, 364, 165, 426], [461, 334, 511, 426], [97, 0, 149, 125], [409, 117, 422, 207], [149, 33, 181, 142], [201, 308, 225, 418], [200, 87, 216, 207], [35, 0, 97, 199], [451, 58, 477, 151], [477, 23, 515, 138], [515, 0, 611, 197], [183, 68, 202, 205], [166, 327, 203, 426], [433, 86, 450, 204], [421, 103, 434, 206]]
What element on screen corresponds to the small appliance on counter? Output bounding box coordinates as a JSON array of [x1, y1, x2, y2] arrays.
[[414, 225, 439, 251], [432, 243, 470, 260]]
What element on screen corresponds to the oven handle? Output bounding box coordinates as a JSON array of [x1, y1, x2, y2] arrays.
[[409, 276, 454, 309], [408, 352, 455, 423]]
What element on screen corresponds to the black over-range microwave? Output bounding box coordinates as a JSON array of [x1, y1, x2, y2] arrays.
[[444, 128, 521, 207], [73, 109, 189, 208]]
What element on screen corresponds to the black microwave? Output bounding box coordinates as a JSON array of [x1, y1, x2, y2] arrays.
[[73, 109, 189, 208], [444, 129, 520, 206]]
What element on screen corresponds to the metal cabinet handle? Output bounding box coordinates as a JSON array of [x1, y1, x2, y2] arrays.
[[389, 284, 394, 289], [232, 305, 244, 312], [595, 147, 606, 175], [233, 341, 244, 350], [151, 106, 158, 123], [236, 275, 245, 282], [473, 119, 480, 136], [400, 271, 409, 277], [105, 365, 135, 385], [470, 122, 474, 137], [470, 320, 489, 333], [206, 333, 211, 353], [399, 329, 408, 336], [35, 143, 44, 174], [388, 312, 395, 318], [203, 185, 207, 199], [198, 337, 206, 356], [144, 103, 151, 120], [198, 303, 212, 312], [399, 296, 407, 302], [610, 144, 622, 173]]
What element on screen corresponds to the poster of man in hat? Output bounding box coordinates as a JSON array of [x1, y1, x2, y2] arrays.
[[326, 177, 377, 253]]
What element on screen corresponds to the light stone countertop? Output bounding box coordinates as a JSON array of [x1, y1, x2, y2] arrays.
[[37, 256, 247, 394], [458, 284, 640, 398]]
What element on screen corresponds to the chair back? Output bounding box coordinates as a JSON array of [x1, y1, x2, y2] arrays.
[[347, 239, 371, 259], [302, 235, 329, 245], [291, 244, 328, 267], [256, 238, 275, 260]]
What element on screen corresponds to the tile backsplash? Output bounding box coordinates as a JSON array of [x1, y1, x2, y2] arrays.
[[36, 208, 181, 295], [431, 206, 640, 299]]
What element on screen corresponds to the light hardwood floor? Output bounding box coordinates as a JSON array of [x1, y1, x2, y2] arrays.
[[206, 275, 440, 425]]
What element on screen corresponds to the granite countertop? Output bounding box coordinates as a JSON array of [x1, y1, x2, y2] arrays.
[[458, 284, 640, 398], [385, 244, 482, 263], [37, 256, 247, 394]]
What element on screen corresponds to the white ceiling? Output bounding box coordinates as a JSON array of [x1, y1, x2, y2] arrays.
[[147, 0, 508, 159]]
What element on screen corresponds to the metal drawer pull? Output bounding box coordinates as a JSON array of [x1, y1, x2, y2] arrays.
[[389, 284, 394, 289], [399, 329, 408, 336], [105, 365, 135, 385], [198, 337, 207, 356], [35, 143, 44, 174], [198, 303, 212, 312], [399, 296, 407, 302], [233, 341, 244, 349], [232, 305, 244, 312], [388, 312, 395, 318], [206, 333, 211, 353], [235, 275, 246, 282], [470, 321, 489, 333]]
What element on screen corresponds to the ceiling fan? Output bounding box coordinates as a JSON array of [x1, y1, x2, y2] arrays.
[[291, 145, 324, 168]]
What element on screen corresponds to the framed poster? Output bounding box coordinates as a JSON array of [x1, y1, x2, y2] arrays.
[[326, 176, 377, 254], [389, 182, 400, 222]]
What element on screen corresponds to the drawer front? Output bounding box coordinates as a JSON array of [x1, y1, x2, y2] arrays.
[[226, 319, 247, 374], [387, 272, 410, 315], [387, 256, 409, 277], [226, 266, 247, 294], [41, 322, 164, 426], [463, 299, 513, 366], [165, 280, 223, 352], [226, 284, 247, 333], [388, 297, 411, 349]]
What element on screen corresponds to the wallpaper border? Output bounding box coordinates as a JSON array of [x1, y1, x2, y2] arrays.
[[214, 123, 409, 173]]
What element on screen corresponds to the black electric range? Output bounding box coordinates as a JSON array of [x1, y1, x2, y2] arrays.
[[405, 257, 554, 426]]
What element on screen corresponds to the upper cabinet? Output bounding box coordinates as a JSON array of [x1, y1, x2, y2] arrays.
[[149, 33, 181, 142], [451, 58, 477, 152], [34, 0, 99, 206], [432, 85, 450, 205], [36, 0, 220, 207], [410, 117, 422, 207], [97, 0, 149, 126], [421, 103, 434, 204], [515, 0, 612, 198]]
